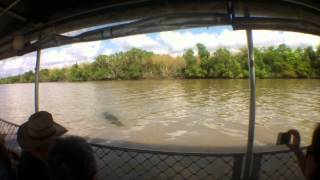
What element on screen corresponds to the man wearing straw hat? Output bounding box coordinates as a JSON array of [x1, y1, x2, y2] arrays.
[[16, 111, 67, 180]]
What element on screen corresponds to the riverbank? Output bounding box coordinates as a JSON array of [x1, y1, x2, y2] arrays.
[[1, 76, 320, 85], [1, 43, 320, 84]]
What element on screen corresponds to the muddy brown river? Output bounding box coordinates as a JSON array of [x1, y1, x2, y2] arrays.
[[0, 79, 319, 148]]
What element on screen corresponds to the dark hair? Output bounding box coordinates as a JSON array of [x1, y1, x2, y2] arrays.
[[48, 136, 97, 180]]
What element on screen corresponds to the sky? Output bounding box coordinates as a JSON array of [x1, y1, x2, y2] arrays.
[[0, 25, 319, 78]]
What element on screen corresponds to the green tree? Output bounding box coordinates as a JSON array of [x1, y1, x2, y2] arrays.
[[304, 46, 318, 77], [40, 69, 50, 82], [21, 71, 35, 82], [48, 68, 66, 81], [91, 55, 113, 80], [209, 48, 240, 78], [67, 64, 88, 81], [196, 43, 210, 76], [183, 49, 205, 78]]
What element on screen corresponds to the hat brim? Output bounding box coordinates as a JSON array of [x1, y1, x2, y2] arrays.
[[17, 121, 67, 151]]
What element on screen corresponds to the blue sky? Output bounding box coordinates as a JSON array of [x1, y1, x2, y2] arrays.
[[0, 26, 319, 77]]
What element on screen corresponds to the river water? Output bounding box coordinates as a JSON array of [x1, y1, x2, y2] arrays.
[[0, 79, 319, 148]]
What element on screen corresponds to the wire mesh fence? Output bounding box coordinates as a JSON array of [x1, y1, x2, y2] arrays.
[[251, 149, 305, 180], [0, 118, 20, 152], [0, 119, 306, 180], [92, 143, 243, 180]]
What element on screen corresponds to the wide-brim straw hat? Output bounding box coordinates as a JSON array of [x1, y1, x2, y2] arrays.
[[17, 111, 67, 151]]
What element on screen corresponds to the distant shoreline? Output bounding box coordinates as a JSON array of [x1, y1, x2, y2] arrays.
[[1, 44, 320, 84], [1, 77, 320, 85]]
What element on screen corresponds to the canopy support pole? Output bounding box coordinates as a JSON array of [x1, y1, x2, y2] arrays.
[[34, 49, 41, 112], [243, 29, 256, 179]]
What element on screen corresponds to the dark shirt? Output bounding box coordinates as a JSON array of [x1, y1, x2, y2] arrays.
[[0, 161, 16, 180], [17, 151, 49, 180], [312, 166, 320, 180], [307, 146, 320, 180]]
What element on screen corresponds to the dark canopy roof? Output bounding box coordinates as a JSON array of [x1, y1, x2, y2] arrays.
[[0, 0, 319, 60]]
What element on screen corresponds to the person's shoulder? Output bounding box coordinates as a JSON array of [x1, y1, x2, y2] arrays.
[[0, 161, 16, 180], [19, 151, 38, 165], [17, 151, 48, 180], [20, 151, 32, 160], [0, 161, 8, 175]]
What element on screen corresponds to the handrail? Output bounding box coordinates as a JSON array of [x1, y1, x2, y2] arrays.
[[0, 118, 20, 127], [91, 143, 244, 157], [254, 146, 307, 155]]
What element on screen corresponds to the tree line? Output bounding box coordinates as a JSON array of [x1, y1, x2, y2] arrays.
[[1, 43, 320, 84]]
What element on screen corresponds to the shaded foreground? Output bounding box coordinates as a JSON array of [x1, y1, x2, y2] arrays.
[[1, 43, 320, 84], [1, 118, 305, 180]]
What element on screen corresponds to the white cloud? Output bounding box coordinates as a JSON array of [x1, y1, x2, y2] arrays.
[[112, 34, 160, 51], [0, 52, 36, 77], [72, 41, 102, 58], [282, 32, 320, 47], [101, 48, 114, 55], [215, 30, 246, 51], [158, 29, 246, 53], [111, 34, 172, 55], [252, 30, 284, 47], [159, 31, 219, 54], [158, 30, 320, 55], [0, 41, 106, 77], [40, 41, 103, 69]]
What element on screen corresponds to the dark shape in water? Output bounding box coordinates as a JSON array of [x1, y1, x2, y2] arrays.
[[103, 112, 124, 126]]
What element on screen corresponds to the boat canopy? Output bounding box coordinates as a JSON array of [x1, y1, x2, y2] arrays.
[[0, 0, 320, 61]]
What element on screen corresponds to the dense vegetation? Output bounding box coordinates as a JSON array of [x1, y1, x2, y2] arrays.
[[1, 43, 320, 84]]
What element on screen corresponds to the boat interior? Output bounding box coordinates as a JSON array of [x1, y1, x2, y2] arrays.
[[0, 0, 319, 179]]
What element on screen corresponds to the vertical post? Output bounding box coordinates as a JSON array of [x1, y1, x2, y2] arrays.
[[34, 49, 41, 112], [243, 29, 256, 179]]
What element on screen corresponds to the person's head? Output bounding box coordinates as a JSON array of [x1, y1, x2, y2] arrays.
[[17, 111, 67, 160], [48, 136, 97, 180]]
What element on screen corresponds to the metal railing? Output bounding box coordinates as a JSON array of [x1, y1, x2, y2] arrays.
[[251, 149, 305, 180], [0, 118, 20, 152], [0, 119, 305, 180], [91, 143, 243, 180]]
